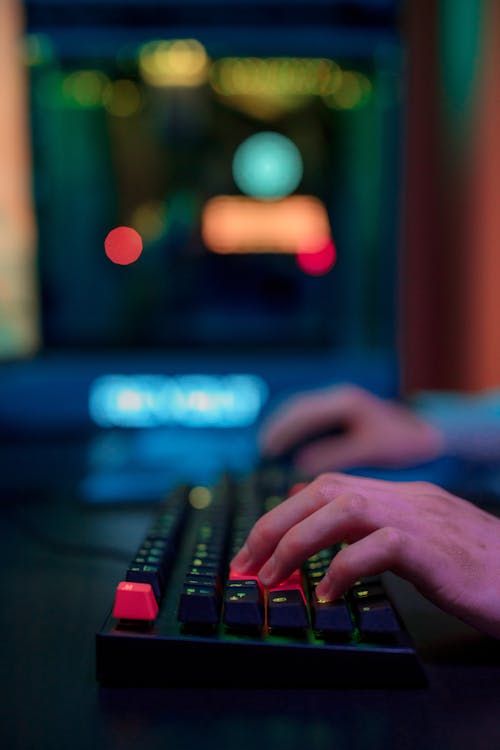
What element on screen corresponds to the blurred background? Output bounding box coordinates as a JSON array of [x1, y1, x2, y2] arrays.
[[0, 0, 499, 501]]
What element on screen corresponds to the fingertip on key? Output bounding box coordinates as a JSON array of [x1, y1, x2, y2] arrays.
[[315, 582, 338, 602], [257, 557, 276, 587]]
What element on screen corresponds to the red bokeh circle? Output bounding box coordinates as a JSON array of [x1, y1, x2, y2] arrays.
[[104, 226, 143, 265]]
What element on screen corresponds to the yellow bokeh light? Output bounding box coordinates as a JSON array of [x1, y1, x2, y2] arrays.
[[139, 39, 209, 87], [130, 200, 168, 243], [103, 79, 142, 118], [188, 486, 213, 510], [323, 71, 372, 110], [209, 57, 341, 98]]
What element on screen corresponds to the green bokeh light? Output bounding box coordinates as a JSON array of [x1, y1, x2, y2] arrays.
[[232, 131, 303, 200]]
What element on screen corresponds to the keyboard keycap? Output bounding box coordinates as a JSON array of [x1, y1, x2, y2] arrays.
[[178, 585, 221, 625], [270, 569, 307, 600], [311, 593, 354, 635], [354, 598, 401, 634], [112, 581, 159, 621], [268, 589, 309, 629], [126, 564, 163, 599], [223, 581, 264, 628], [350, 583, 386, 602]]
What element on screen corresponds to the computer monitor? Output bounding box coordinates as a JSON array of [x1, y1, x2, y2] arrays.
[[17, 0, 403, 359], [1, 1, 410, 498]]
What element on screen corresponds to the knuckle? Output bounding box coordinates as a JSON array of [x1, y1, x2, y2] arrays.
[[411, 480, 437, 493], [343, 384, 370, 405], [338, 383, 359, 397], [334, 492, 368, 518], [313, 472, 338, 492], [378, 525, 405, 554], [313, 474, 329, 492], [312, 474, 342, 505]]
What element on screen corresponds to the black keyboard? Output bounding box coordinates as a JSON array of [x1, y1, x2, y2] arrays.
[[96, 466, 426, 688]]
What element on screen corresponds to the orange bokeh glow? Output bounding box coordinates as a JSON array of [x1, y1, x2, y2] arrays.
[[201, 195, 332, 255]]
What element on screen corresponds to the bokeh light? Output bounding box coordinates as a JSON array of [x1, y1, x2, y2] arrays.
[[202, 195, 331, 255], [232, 131, 303, 200], [23, 33, 54, 67], [323, 71, 372, 110], [188, 486, 213, 510], [296, 238, 336, 275], [62, 70, 109, 108], [103, 79, 142, 118], [210, 57, 341, 97], [104, 226, 143, 265], [138, 39, 209, 87], [130, 200, 168, 243]]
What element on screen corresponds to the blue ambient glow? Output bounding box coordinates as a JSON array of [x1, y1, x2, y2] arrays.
[[232, 131, 303, 200], [88, 374, 269, 428]]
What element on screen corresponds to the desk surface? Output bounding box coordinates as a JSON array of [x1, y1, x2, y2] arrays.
[[2, 444, 500, 750]]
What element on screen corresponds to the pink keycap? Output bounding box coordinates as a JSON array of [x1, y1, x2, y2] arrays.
[[112, 581, 159, 620]]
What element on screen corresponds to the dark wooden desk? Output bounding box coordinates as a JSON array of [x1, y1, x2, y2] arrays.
[[2, 454, 500, 750]]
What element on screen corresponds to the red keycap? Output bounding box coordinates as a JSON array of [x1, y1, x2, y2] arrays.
[[112, 581, 159, 620], [229, 566, 265, 594]]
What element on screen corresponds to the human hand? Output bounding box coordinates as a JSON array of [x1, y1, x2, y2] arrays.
[[259, 384, 444, 473], [232, 473, 500, 638]]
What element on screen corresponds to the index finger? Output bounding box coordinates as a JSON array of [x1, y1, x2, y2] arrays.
[[231, 472, 407, 574], [230, 484, 322, 574]]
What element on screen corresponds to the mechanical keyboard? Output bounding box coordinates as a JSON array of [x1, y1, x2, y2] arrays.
[[96, 466, 427, 688]]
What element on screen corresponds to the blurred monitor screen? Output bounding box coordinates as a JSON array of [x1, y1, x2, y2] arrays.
[[21, 3, 402, 356]]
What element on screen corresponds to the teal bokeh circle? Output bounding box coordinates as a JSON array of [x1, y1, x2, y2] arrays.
[[232, 131, 303, 199]]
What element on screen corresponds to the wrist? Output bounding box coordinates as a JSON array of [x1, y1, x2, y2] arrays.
[[408, 389, 500, 462]]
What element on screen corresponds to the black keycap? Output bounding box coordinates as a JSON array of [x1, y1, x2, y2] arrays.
[[177, 585, 221, 625], [223, 582, 264, 628], [126, 564, 164, 599], [350, 583, 386, 602], [184, 574, 220, 590], [268, 590, 309, 629], [354, 597, 401, 634], [311, 593, 354, 635]]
